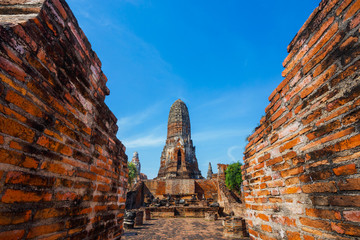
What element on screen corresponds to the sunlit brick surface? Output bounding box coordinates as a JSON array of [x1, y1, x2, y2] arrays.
[[242, 0, 360, 239], [0, 0, 127, 239]]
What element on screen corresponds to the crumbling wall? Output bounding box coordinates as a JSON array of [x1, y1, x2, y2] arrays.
[[0, 0, 127, 239], [243, 0, 360, 239], [194, 179, 218, 200]]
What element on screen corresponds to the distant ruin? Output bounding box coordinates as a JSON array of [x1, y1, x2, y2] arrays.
[[126, 100, 244, 218], [157, 99, 202, 180]]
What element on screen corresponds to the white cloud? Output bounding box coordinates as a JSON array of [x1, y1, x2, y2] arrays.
[[193, 129, 248, 142], [123, 134, 165, 148], [227, 145, 242, 162], [117, 104, 160, 130]]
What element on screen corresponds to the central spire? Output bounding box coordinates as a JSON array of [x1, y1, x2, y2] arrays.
[[156, 99, 202, 179], [167, 99, 191, 139]]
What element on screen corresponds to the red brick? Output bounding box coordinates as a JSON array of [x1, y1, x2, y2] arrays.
[[299, 217, 331, 231], [95, 205, 107, 212], [21, 156, 39, 169], [0, 210, 31, 225], [281, 166, 304, 178], [308, 17, 335, 48], [304, 33, 342, 75], [37, 135, 73, 157], [301, 127, 355, 151], [344, 211, 360, 222], [1, 189, 52, 203], [330, 133, 360, 151], [272, 162, 290, 171], [302, 181, 337, 193], [5, 171, 54, 187], [77, 171, 96, 181], [338, 178, 360, 191], [344, 0, 360, 20], [5, 90, 43, 118], [299, 171, 332, 183], [286, 231, 300, 240], [256, 213, 269, 222], [34, 208, 67, 220], [333, 163, 357, 176], [269, 197, 282, 203], [267, 180, 284, 188], [55, 192, 77, 201], [302, 64, 337, 97], [266, 157, 282, 167], [331, 222, 360, 237], [27, 223, 63, 239], [261, 224, 272, 233], [302, 22, 338, 66], [0, 229, 25, 240], [337, 0, 353, 16], [281, 186, 301, 194], [0, 102, 27, 123], [279, 137, 300, 153], [248, 228, 258, 237], [330, 195, 360, 207], [271, 215, 296, 227], [303, 235, 315, 240], [0, 115, 35, 143], [258, 153, 271, 163], [285, 177, 299, 186], [0, 148, 22, 166], [305, 208, 341, 220], [343, 109, 360, 126], [0, 56, 26, 82], [41, 161, 74, 176], [306, 120, 341, 141]]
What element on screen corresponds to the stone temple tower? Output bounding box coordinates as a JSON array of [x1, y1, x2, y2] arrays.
[[157, 99, 202, 179], [131, 152, 141, 175]]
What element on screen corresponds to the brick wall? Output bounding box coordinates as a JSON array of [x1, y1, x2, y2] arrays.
[[243, 0, 360, 239], [0, 0, 128, 239]]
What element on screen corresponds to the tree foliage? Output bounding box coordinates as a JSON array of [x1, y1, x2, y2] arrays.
[[225, 162, 243, 193], [128, 162, 138, 186]]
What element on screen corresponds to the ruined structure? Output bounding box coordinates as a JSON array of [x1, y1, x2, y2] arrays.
[[125, 101, 244, 219], [130, 151, 147, 183], [243, 0, 360, 239], [131, 152, 140, 175], [207, 162, 213, 179], [0, 1, 127, 239], [157, 99, 202, 179]]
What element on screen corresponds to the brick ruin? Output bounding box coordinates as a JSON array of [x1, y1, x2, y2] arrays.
[[126, 100, 243, 218], [157, 99, 202, 180], [0, 0, 127, 239], [242, 0, 360, 239], [0, 0, 359, 239]]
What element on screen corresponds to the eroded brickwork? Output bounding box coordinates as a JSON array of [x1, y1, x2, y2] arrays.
[[157, 99, 202, 179], [243, 0, 360, 239], [0, 0, 127, 239]]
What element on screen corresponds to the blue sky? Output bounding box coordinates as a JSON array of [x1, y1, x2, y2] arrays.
[[66, 0, 320, 179]]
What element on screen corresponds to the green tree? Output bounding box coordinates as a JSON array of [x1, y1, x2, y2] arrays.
[[128, 161, 138, 187], [225, 162, 243, 193]]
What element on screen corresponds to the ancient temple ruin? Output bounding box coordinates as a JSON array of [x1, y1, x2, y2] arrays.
[[125, 100, 243, 219], [0, 0, 359, 239], [157, 99, 202, 179]]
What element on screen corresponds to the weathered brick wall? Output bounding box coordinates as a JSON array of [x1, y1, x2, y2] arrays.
[[243, 0, 360, 239], [0, 0, 128, 239]]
